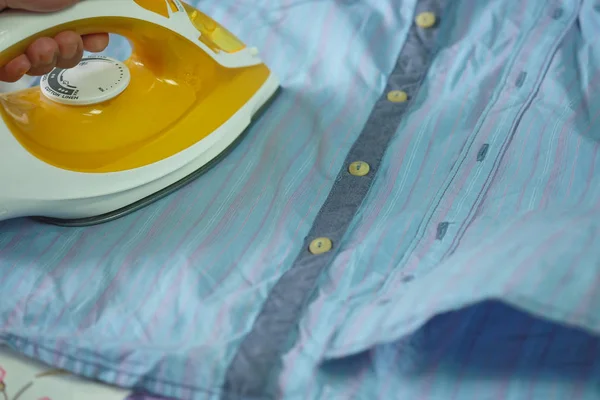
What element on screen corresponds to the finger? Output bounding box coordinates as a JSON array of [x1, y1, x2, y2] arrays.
[[82, 33, 110, 53], [54, 30, 83, 69], [5, 0, 78, 12], [0, 54, 31, 82], [25, 37, 59, 76]]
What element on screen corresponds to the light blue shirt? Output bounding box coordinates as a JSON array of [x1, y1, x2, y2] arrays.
[[1, 0, 600, 398]]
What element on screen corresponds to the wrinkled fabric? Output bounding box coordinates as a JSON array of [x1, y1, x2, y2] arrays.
[[1, 0, 600, 399]]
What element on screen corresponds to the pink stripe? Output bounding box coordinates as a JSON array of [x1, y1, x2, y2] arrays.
[[539, 106, 598, 208], [578, 143, 599, 204], [74, 184, 209, 333], [0, 223, 31, 257], [510, 64, 599, 213], [0, 233, 66, 330], [518, 65, 600, 209], [500, 212, 595, 298], [495, 33, 571, 217], [558, 231, 597, 288], [566, 134, 583, 195], [514, 113, 557, 210], [42, 215, 145, 331], [0, 226, 44, 315], [499, 101, 600, 295], [492, 89, 542, 217], [555, 213, 600, 326], [99, 152, 247, 336]]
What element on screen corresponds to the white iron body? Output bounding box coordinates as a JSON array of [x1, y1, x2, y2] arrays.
[[0, 0, 279, 223], [0, 75, 35, 93]]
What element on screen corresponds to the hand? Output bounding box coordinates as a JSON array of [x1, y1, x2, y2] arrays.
[[0, 0, 109, 82]]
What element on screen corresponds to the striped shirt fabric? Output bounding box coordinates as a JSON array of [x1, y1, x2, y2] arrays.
[[1, 0, 600, 399]]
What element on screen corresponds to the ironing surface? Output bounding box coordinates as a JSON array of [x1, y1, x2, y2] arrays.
[[1, 0, 600, 399]]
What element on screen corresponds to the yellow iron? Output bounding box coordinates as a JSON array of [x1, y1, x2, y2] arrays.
[[0, 0, 280, 226]]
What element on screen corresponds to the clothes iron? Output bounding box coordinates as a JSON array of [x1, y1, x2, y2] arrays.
[[0, 0, 280, 226]]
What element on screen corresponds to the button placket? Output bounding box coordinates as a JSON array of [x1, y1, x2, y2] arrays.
[[225, 0, 452, 393]]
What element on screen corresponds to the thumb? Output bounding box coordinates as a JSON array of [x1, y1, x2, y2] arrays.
[[2, 0, 79, 12]]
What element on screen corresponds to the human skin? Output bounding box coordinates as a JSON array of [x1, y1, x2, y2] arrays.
[[0, 0, 109, 82]]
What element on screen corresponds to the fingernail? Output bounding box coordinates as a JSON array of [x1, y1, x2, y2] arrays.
[[62, 42, 79, 60], [16, 63, 30, 76], [43, 52, 58, 68], [38, 49, 58, 67]]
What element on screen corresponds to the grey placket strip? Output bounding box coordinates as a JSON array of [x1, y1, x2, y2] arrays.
[[222, 0, 449, 398]]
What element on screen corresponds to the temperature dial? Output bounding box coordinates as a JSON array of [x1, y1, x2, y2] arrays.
[[41, 56, 130, 106]]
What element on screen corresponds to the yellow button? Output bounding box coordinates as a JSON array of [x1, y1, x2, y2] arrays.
[[348, 161, 370, 176], [415, 12, 436, 28], [387, 90, 408, 103], [309, 237, 332, 255]]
